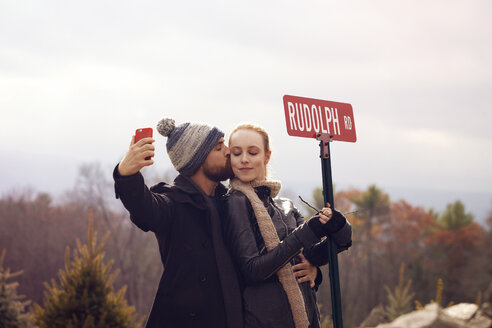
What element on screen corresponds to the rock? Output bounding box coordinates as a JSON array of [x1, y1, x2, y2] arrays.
[[359, 304, 391, 327], [482, 302, 492, 319], [443, 303, 478, 321], [467, 309, 492, 328], [485, 282, 492, 304], [375, 303, 467, 328], [373, 302, 492, 328]]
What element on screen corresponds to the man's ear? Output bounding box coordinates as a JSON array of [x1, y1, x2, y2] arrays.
[[265, 150, 272, 165]]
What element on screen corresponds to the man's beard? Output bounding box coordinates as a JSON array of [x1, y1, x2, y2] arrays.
[[203, 157, 234, 182]]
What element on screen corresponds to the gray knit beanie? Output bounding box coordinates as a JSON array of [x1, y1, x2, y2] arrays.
[[156, 118, 224, 174]]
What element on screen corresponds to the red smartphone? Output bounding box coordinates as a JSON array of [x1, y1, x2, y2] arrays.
[[135, 128, 153, 160]]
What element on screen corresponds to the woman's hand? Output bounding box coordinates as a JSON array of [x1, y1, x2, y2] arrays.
[[318, 203, 333, 224], [292, 253, 318, 288], [307, 202, 335, 238]]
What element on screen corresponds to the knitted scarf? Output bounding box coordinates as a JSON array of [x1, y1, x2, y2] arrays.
[[229, 178, 310, 328]]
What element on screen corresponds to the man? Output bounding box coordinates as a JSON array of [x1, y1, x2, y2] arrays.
[[113, 118, 242, 328]]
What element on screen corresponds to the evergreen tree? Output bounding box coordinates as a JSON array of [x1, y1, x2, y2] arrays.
[[438, 200, 473, 230], [34, 212, 142, 328], [0, 249, 31, 328], [384, 263, 414, 320], [353, 185, 390, 311]]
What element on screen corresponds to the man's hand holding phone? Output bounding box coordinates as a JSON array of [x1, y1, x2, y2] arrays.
[[118, 128, 155, 176]]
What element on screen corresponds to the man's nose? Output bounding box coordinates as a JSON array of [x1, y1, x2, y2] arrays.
[[224, 145, 230, 156]]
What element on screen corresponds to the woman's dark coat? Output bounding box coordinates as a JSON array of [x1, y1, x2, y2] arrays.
[[224, 186, 352, 328], [113, 167, 242, 328]]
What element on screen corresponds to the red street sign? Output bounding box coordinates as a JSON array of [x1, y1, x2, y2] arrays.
[[283, 95, 357, 142]]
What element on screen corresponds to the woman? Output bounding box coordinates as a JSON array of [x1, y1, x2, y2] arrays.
[[224, 124, 352, 328]]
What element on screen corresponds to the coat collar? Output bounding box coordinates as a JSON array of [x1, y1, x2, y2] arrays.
[[229, 179, 282, 199], [250, 179, 282, 198], [173, 174, 227, 197], [150, 174, 227, 210]]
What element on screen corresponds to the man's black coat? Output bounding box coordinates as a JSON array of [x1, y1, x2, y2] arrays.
[[114, 167, 242, 328]]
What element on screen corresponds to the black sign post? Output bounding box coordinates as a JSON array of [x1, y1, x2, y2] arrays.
[[283, 94, 356, 328], [317, 133, 343, 328]]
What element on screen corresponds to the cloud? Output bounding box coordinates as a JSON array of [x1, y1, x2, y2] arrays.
[[0, 0, 491, 200]]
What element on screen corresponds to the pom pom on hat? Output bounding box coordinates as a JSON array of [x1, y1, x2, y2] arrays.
[[157, 118, 224, 174], [157, 118, 175, 137]]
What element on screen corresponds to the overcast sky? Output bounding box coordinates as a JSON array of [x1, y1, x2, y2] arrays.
[[1, 1, 491, 220]]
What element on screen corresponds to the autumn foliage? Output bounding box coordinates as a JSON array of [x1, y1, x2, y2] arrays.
[[0, 164, 491, 327], [310, 186, 492, 327]]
